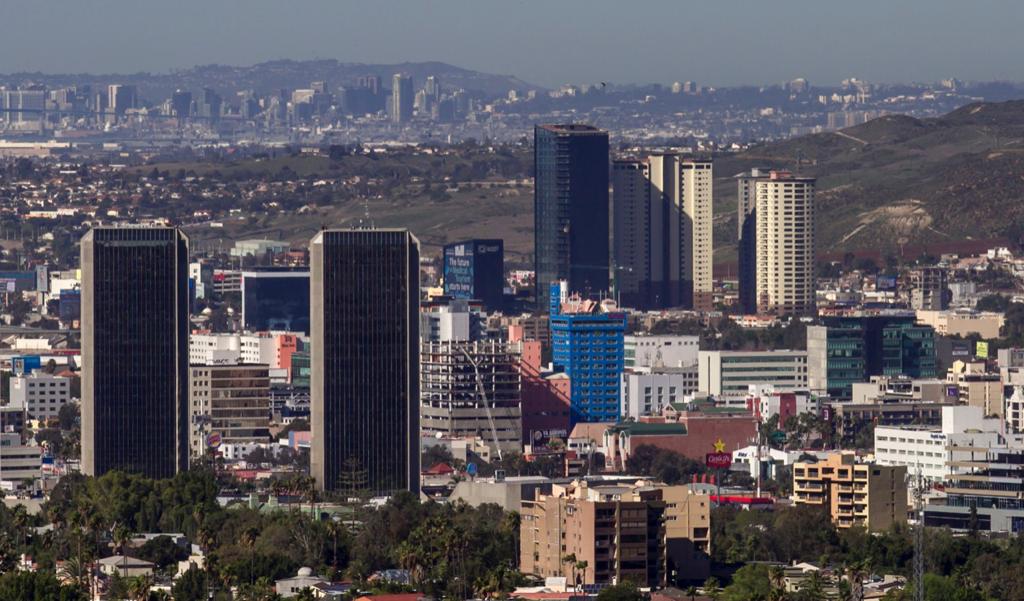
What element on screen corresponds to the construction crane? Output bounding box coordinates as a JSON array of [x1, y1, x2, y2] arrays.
[[458, 344, 505, 462]]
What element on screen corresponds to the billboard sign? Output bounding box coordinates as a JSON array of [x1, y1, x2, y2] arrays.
[[705, 438, 732, 469]]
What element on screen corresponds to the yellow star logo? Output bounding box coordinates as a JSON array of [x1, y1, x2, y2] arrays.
[[713, 438, 726, 453]]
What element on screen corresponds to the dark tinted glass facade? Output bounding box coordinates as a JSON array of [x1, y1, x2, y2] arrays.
[[241, 271, 311, 334], [311, 229, 419, 495], [443, 239, 504, 311], [81, 227, 189, 478], [534, 124, 609, 305]]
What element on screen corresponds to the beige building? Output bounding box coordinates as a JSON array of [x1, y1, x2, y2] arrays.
[[755, 171, 816, 315], [611, 155, 713, 310], [520, 479, 711, 587], [946, 360, 1004, 418], [792, 452, 907, 531], [915, 310, 1004, 339], [188, 364, 271, 458]]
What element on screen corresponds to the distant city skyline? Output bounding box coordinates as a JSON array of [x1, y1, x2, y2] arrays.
[[2, 0, 1022, 88]]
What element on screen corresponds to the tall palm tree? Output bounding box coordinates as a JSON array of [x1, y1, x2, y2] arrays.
[[574, 560, 589, 591], [242, 527, 260, 585], [561, 553, 577, 588], [112, 524, 132, 578], [768, 564, 787, 601]]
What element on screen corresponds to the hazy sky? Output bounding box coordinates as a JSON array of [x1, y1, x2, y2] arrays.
[[1, 0, 1020, 87]]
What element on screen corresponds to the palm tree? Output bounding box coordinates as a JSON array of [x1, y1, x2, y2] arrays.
[[800, 570, 826, 600], [684, 586, 699, 601], [112, 524, 132, 578], [574, 560, 589, 591], [561, 553, 577, 588], [325, 519, 346, 574], [769, 564, 787, 601], [241, 526, 260, 585], [703, 576, 721, 601]]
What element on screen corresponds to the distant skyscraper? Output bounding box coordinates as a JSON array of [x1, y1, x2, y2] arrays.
[[612, 154, 713, 310], [81, 227, 189, 478], [197, 87, 222, 124], [534, 124, 610, 305], [755, 171, 816, 315], [171, 90, 192, 123], [358, 75, 382, 96], [424, 75, 440, 101], [736, 168, 770, 315], [310, 229, 420, 495], [391, 74, 414, 123], [107, 84, 137, 118]]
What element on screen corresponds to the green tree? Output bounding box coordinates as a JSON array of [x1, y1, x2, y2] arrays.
[[171, 566, 207, 601], [596, 581, 645, 601], [723, 563, 773, 601], [0, 570, 86, 601]]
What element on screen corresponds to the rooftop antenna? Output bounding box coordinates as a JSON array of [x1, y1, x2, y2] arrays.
[[357, 197, 374, 230]]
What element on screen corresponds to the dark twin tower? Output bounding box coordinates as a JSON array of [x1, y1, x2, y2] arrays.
[[82, 226, 420, 496]]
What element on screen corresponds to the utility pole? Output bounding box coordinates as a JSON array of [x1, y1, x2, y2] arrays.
[[911, 469, 926, 601]]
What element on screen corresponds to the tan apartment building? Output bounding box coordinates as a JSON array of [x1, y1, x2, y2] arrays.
[[520, 479, 711, 587], [755, 171, 816, 315], [792, 452, 907, 531], [947, 360, 1004, 419], [188, 363, 271, 458], [611, 155, 713, 311]]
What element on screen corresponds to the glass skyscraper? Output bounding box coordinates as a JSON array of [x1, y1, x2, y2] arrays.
[[551, 311, 626, 424], [534, 124, 610, 306], [81, 227, 190, 478], [310, 229, 420, 495]]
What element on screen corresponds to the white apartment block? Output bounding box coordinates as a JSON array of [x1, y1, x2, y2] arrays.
[[755, 171, 816, 315], [620, 366, 699, 420], [698, 350, 808, 401], [874, 405, 1007, 484], [10, 372, 71, 420], [624, 334, 699, 369]]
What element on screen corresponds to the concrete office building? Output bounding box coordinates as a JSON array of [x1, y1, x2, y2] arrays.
[[736, 169, 770, 315], [697, 350, 809, 402], [792, 452, 907, 531], [420, 339, 522, 454], [0, 433, 42, 485], [910, 267, 950, 311], [874, 405, 1004, 485], [612, 155, 713, 310], [621, 367, 699, 420], [231, 239, 289, 259], [624, 334, 699, 369], [947, 360, 1003, 418], [420, 300, 521, 454], [755, 172, 816, 315], [923, 444, 1024, 533], [189, 332, 301, 382], [81, 227, 189, 478], [534, 124, 610, 303], [10, 372, 71, 420], [391, 74, 414, 123], [521, 479, 711, 587], [188, 364, 271, 459], [311, 229, 419, 495]]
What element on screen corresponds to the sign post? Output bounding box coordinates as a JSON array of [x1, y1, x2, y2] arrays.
[[705, 438, 732, 506]]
